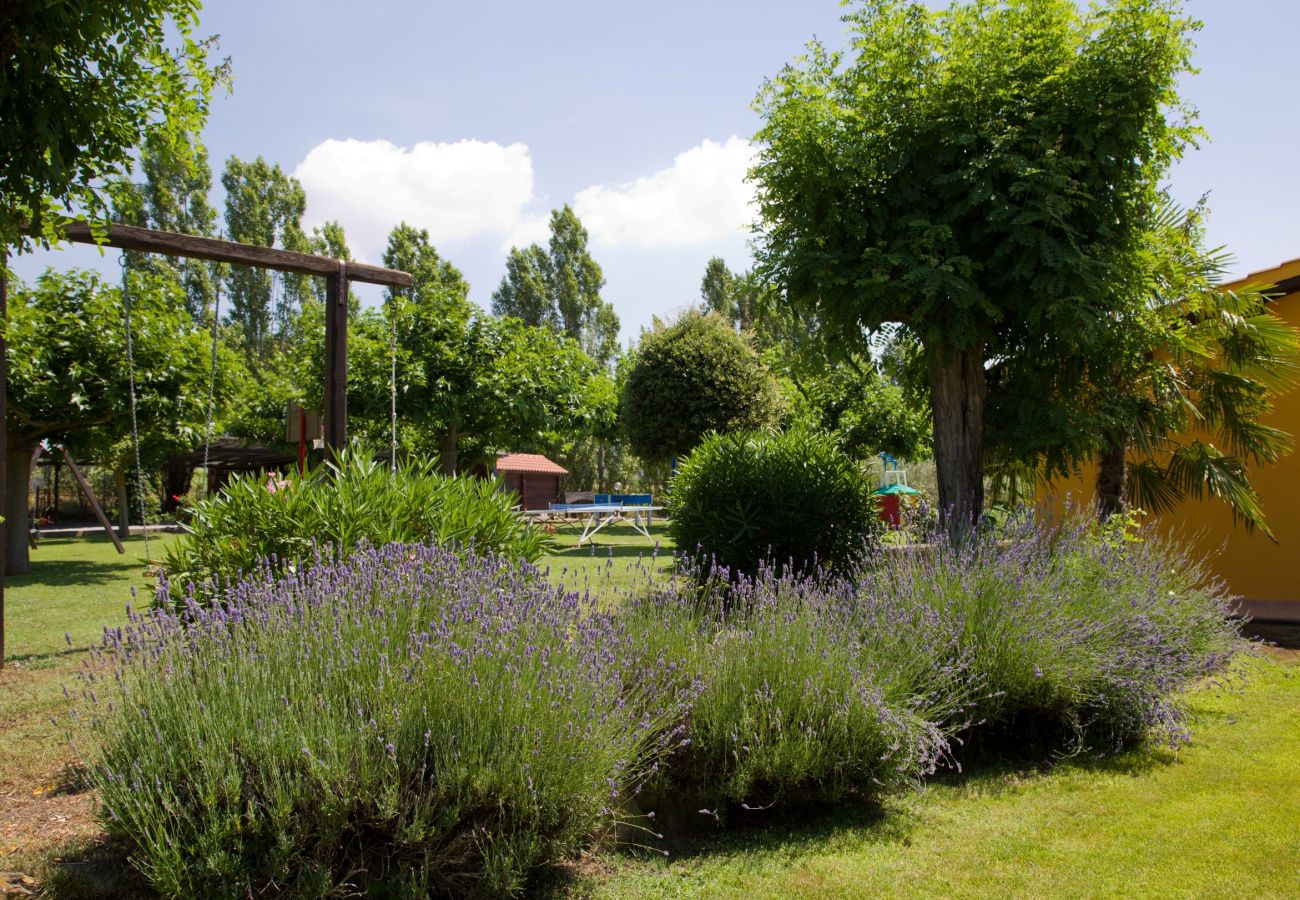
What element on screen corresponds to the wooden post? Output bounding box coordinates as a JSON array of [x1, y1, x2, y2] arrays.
[[1, 250, 7, 667], [324, 261, 348, 452], [62, 449, 125, 554]]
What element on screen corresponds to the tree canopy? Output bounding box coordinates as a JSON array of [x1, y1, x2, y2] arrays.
[[4, 268, 238, 572], [1, 0, 226, 249], [493, 206, 621, 365], [752, 0, 1200, 524]]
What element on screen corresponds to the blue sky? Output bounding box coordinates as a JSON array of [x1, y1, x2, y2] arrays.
[[16, 0, 1300, 343]]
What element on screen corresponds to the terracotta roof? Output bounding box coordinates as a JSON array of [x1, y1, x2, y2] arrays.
[[495, 453, 568, 475]]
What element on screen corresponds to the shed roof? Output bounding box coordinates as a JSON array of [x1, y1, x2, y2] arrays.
[[495, 453, 568, 476]]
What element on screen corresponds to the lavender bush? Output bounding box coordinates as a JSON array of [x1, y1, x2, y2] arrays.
[[622, 560, 978, 815], [72, 511, 1242, 895], [74, 543, 686, 898], [855, 512, 1245, 751]]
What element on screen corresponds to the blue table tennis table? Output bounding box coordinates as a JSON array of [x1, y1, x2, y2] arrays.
[[532, 502, 663, 546]]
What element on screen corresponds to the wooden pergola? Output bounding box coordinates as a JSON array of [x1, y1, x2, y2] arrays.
[[0, 222, 413, 664]]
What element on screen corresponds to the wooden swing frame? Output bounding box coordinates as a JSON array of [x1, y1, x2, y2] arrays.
[[0, 222, 413, 665]]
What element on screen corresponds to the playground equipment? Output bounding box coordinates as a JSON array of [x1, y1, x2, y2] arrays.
[[0, 222, 413, 666]]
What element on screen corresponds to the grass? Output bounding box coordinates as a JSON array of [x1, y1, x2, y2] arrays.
[[538, 519, 675, 596], [589, 650, 1300, 899], [3, 534, 173, 663], [1, 535, 171, 870]]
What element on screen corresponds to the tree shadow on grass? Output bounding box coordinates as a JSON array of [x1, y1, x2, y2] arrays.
[[9, 545, 146, 590]]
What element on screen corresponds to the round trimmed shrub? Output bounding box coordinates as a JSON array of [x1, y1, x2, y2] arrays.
[[620, 311, 780, 464], [669, 426, 878, 576]]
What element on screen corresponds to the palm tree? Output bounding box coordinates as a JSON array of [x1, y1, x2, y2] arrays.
[[1094, 203, 1300, 537]]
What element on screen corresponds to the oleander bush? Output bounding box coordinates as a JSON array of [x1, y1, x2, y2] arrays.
[[159, 448, 547, 607], [76, 543, 686, 898], [669, 426, 879, 577]]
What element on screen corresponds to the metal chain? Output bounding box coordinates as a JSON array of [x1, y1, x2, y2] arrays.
[[389, 289, 401, 471], [119, 257, 151, 562], [202, 259, 222, 475]]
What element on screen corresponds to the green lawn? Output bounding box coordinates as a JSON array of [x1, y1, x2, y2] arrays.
[[538, 519, 676, 597], [3, 534, 174, 663], [590, 652, 1300, 899]]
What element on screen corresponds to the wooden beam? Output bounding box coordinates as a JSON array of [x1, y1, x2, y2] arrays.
[[57, 222, 412, 288], [61, 449, 125, 555], [324, 263, 348, 451]]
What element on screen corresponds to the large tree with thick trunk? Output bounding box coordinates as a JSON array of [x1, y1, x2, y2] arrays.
[[751, 0, 1199, 526]]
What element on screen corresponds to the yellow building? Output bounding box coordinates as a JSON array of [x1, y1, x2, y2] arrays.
[[1045, 257, 1300, 623]]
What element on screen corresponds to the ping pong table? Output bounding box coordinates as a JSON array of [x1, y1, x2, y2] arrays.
[[528, 503, 663, 547]]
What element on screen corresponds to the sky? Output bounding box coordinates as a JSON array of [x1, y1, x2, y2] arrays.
[[14, 0, 1300, 345]]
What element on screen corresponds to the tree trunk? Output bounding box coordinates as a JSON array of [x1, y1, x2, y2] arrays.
[[927, 343, 986, 530], [114, 468, 130, 540], [1096, 435, 1128, 520], [5, 443, 32, 575], [438, 429, 459, 476]]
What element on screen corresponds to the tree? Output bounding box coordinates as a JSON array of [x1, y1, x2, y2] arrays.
[[752, 0, 1199, 525], [620, 311, 781, 464], [1066, 204, 1296, 529], [699, 257, 759, 332], [112, 129, 219, 323], [4, 269, 237, 572], [220, 156, 312, 359], [294, 225, 598, 475], [493, 206, 621, 365], [0, 0, 226, 250]]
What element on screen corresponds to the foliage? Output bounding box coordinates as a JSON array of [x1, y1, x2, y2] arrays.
[[159, 449, 548, 605], [621, 311, 781, 463], [220, 155, 314, 357], [699, 257, 758, 332], [0, 0, 226, 249], [5, 268, 237, 571], [669, 427, 878, 576], [625, 560, 969, 813], [493, 205, 621, 365], [79, 542, 687, 898], [752, 0, 1202, 522], [856, 512, 1244, 751], [111, 129, 219, 323], [286, 225, 599, 474]]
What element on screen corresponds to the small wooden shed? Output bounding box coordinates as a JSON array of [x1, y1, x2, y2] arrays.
[[495, 453, 568, 511]]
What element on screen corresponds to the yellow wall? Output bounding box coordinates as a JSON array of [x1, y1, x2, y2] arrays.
[[1043, 259, 1300, 607]]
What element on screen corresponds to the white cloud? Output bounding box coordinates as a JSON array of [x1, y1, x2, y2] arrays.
[[499, 211, 551, 253], [573, 137, 757, 248], [293, 138, 536, 262]]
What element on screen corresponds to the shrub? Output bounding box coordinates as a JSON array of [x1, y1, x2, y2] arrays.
[[620, 310, 781, 463], [625, 560, 973, 815], [669, 426, 879, 577], [855, 512, 1246, 751], [76, 543, 685, 898], [159, 448, 547, 606]]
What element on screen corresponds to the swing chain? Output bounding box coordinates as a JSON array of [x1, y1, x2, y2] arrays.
[[119, 256, 151, 563], [388, 288, 401, 472], [202, 257, 222, 475]]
